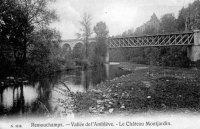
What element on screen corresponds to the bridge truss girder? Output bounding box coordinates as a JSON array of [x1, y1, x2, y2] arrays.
[[108, 32, 194, 48]]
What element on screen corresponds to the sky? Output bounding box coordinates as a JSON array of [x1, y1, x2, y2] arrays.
[[49, 0, 195, 40]]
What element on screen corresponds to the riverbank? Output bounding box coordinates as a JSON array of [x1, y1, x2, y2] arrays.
[[72, 62, 200, 117]]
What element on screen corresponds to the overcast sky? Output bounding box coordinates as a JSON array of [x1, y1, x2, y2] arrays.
[[49, 0, 195, 40]]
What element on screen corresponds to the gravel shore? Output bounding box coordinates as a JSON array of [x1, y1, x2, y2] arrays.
[[72, 62, 200, 117]]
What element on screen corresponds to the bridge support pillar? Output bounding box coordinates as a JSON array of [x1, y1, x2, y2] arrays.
[[105, 39, 109, 63], [105, 49, 109, 63], [187, 30, 200, 62]]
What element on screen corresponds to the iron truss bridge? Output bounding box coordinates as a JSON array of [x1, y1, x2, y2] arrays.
[[108, 32, 194, 48]]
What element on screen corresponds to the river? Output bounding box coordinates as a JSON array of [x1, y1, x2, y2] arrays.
[[0, 63, 130, 117]]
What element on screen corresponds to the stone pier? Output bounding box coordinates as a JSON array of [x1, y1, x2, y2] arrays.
[[187, 30, 200, 62]]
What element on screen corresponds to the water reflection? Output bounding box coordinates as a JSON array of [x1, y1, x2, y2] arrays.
[[0, 64, 130, 116], [2, 87, 14, 108]]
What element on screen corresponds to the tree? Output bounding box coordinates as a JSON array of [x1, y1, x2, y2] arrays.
[[0, 0, 61, 77], [177, 8, 186, 31], [122, 29, 134, 36], [16, 0, 57, 29], [92, 21, 109, 66], [27, 28, 63, 76], [94, 22, 109, 38], [160, 13, 177, 33], [76, 13, 92, 59], [176, 0, 200, 31], [0, 0, 57, 66], [72, 43, 84, 60], [0, 0, 32, 65]]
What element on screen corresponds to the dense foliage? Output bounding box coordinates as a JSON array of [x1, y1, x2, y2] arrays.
[[0, 0, 68, 78], [91, 21, 109, 66], [110, 0, 200, 68]]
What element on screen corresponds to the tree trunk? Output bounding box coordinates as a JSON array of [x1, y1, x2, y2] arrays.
[[23, 37, 27, 65]]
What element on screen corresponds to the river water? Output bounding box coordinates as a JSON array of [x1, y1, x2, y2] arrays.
[[0, 63, 130, 117]]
